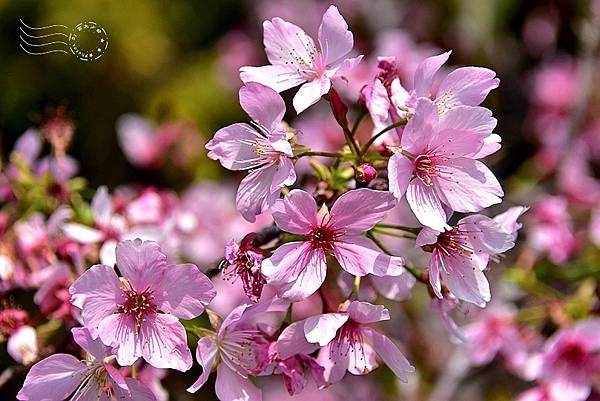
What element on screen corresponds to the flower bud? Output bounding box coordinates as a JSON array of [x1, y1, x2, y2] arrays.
[[355, 163, 377, 184], [329, 87, 349, 129]]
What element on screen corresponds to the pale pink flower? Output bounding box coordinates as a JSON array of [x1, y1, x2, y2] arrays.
[[528, 196, 578, 264], [69, 239, 216, 370], [34, 262, 73, 319], [462, 307, 525, 365], [277, 301, 414, 384], [388, 98, 503, 231], [405, 50, 500, 114], [430, 294, 467, 342], [17, 327, 155, 401], [337, 271, 415, 302], [262, 188, 407, 300], [240, 5, 362, 113], [7, 325, 38, 365], [416, 207, 525, 306], [206, 83, 296, 222], [187, 303, 272, 401], [529, 319, 600, 401]]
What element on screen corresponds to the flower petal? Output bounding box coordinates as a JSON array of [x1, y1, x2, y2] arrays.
[[236, 164, 281, 223], [271, 190, 318, 235], [17, 354, 87, 401], [69, 264, 122, 331], [206, 123, 266, 171], [413, 51, 451, 98], [437, 66, 499, 108], [293, 78, 331, 114], [370, 274, 416, 301], [187, 337, 218, 393], [334, 235, 404, 277], [215, 363, 262, 401], [62, 223, 104, 244], [97, 313, 141, 366], [363, 327, 414, 382], [318, 5, 353, 65], [329, 188, 397, 233], [240, 65, 305, 93], [347, 301, 390, 324], [140, 314, 193, 371], [406, 179, 450, 231], [437, 251, 491, 307], [277, 249, 328, 301], [154, 263, 216, 319], [387, 155, 413, 200], [433, 158, 503, 213], [115, 239, 167, 292], [304, 313, 349, 346], [239, 83, 285, 133], [277, 321, 320, 359], [71, 327, 109, 362]]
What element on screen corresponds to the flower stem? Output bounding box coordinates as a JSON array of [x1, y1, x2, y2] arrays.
[[131, 364, 137, 379], [294, 151, 344, 159], [353, 275, 361, 297], [359, 118, 408, 156], [374, 223, 420, 234], [372, 227, 416, 239]]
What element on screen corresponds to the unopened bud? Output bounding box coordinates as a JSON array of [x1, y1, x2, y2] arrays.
[[329, 87, 349, 129], [355, 163, 377, 184]]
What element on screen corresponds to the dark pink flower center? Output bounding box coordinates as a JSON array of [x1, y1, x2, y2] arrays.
[[306, 225, 338, 251], [555, 340, 589, 367], [436, 229, 474, 258], [223, 249, 267, 303], [117, 287, 157, 330], [220, 330, 270, 374]]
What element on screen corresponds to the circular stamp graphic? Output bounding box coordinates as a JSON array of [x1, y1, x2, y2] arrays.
[[68, 21, 108, 61]]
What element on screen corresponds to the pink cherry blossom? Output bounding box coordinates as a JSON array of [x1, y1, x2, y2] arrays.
[[17, 327, 155, 401], [416, 207, 525, 306], [277, 301, 414, 384], [529, 319, 600, 401], [69, 239, 216, 371], [406, 50, 500, 114], [262, 188, 406, 300], [240, 5, 362, 113], [187, 303, 273, 401], [206, 83, 296, 222], [33, 262, 73, 319], [7, 325, 38, 365], [387, 98, 503, 230]]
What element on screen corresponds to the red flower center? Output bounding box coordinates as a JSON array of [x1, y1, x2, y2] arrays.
[[118, 287, 157, 330]]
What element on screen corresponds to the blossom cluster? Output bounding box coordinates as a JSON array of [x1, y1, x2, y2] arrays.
[[2, 3, 600, 401]]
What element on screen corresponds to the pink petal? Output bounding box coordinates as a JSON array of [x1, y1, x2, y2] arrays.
[[415, 227, 441, 247], [236, 164, 281, 223], [387, 155, 413, 199], [17, 354, 87, 400], [262, 241, 315, 285], [347, 301, 389, 324], [277, 321, 320, 359], [140, 314, 193, 371], [293, 78, 331, 114], [437, 251, 491, 306], [271, 156, 296, 188], [263, 17, 313, 68], [318, 5, 353, 65], [493, 206, 527, 240], [334, 235, 404, 276], [115, 239, 167, 292], [116, 114, 159, 167], [91, 186, 113, 227], [347, 336, 378, 375], [14, 128, 42, 163], [467, 133, 502, 158], [429, 128, 485, 158], [401, 98, 438, 154], [434, 158, 503, 213], [272, 189, 318, 234], [329, 188, 397, 233], [215, 363, 262, 401], [62, 223, 104, 244], [239, 83, 285, 133], [187, 337, 218, 393], [69, 264, 122, 331], [363, 327, 414, 382], [316, 342, 348, 384], [277, 248, 328, 301], [71, 327, 109, 362], [364, 79, 393, 132], [206, 123, 267, 171], [240, 64, 304, 93], [438, 106, 497, 136], [458, 214, 514, 254], [428, 252, 443, 298], [370, 274, 415, 301], [437, 66, 499, 108], [330, 55, 363, 79], [154, 263, 215, 319], [97, 313, 140, 366], [414, 51, 451, 97], [304, 313, 349, 346], [120, 378, 157, 401], [406, 179, 450, 231]]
